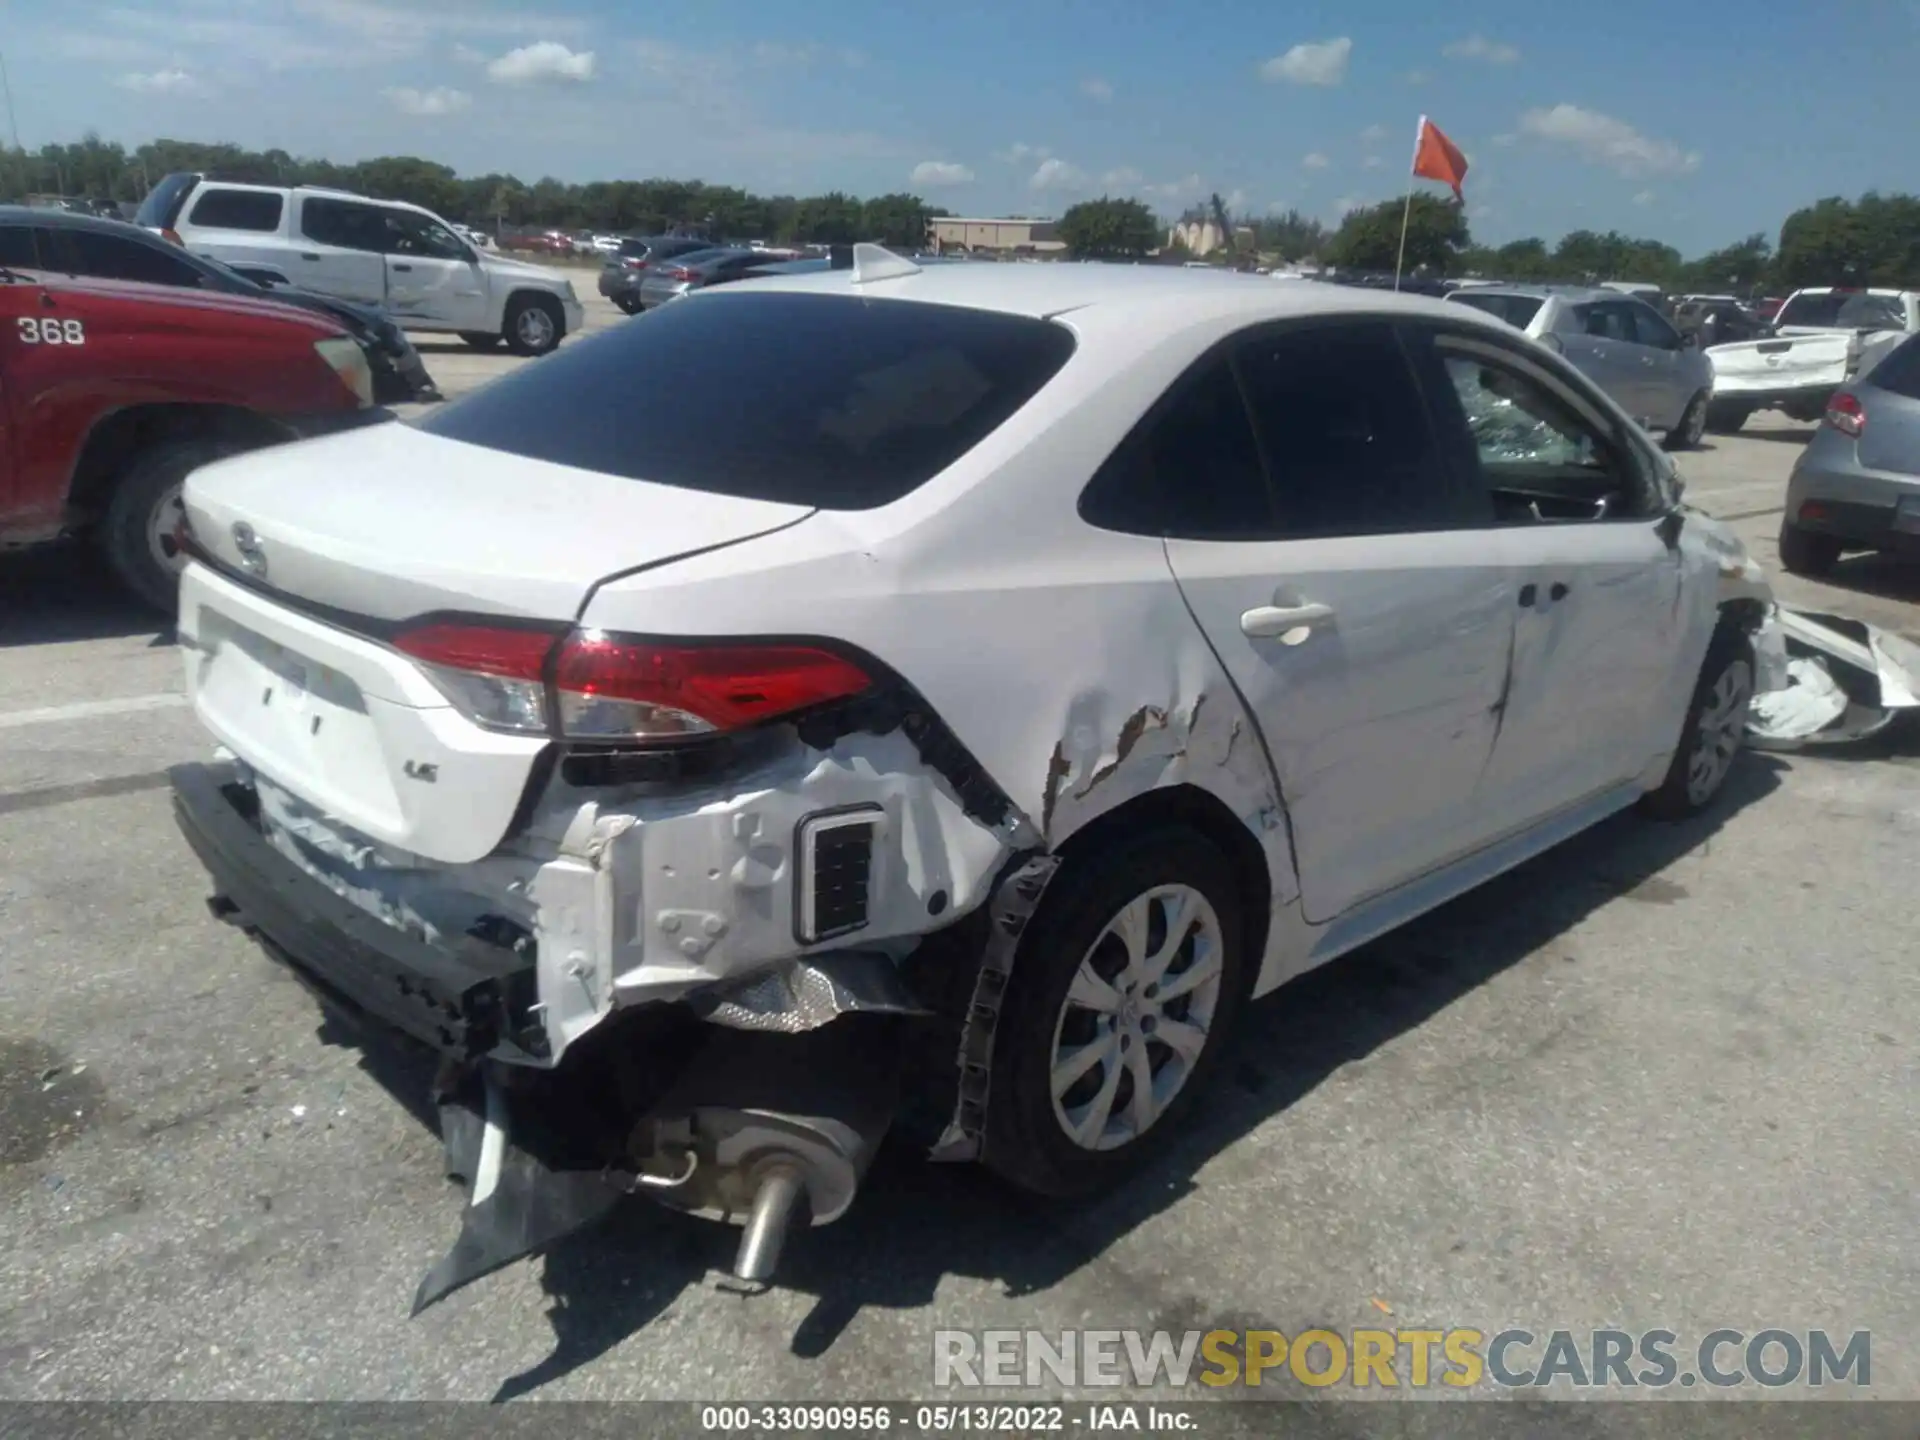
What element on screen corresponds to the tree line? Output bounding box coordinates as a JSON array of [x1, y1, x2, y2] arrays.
[[7, 132, 1916, 289], [1056, 189, 1920, 292], [0, 135, 947, 248]]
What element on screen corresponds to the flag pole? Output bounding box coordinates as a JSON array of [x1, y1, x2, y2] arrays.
[[1392, 188, 1413, 292], [1394, 114, 1424, 292]]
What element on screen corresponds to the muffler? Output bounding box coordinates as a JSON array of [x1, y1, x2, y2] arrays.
[[632, 1015, 903, 1286]]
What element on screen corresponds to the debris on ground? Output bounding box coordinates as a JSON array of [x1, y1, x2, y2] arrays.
[[1747, 607, 1920, 749]]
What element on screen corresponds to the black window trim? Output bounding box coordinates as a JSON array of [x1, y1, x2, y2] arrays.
[[1405, 320, 1669, 527]]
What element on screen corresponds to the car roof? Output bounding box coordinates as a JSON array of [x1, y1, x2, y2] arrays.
[[1448, 283, 1621, 303], [1787, 286, 1913, 299], [702, 260, 1520, 342]]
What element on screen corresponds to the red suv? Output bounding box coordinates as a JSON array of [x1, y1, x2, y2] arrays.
[[1, 267, 378, 609]]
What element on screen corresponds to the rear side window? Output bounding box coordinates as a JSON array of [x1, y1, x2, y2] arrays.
[[1236, 323, 1472, 536], [187, 188, 284, 232], [1079, 358, 1271, 539], [60, 228, 203, 286], [0, 224, 39, 268], [1777, 292, 1905, 330], [1577, 303, 1638, 342], [1447, 292, 1544, 329], [1865, 334, 1920, 401], [415, 291, 1077, 509], [301, 198, 386, 252], [1629, 303, 1681, 351]]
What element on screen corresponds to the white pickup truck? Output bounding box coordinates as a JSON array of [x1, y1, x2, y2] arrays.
[[1704, 287, 1919, 433], [135, 174, 585, 356]]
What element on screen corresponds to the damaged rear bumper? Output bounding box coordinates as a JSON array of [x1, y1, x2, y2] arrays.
[[170, 760, 545, 1059]]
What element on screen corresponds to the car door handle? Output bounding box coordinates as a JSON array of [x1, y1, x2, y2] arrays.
[[1240, 602, 1334, 640], [1549, 581, 1570, 602], [299, 252, 321, 261], [391, 263, 412, 273]]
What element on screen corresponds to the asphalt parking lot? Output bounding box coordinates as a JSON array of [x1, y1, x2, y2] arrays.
[[1, 291, 1916, 1408]]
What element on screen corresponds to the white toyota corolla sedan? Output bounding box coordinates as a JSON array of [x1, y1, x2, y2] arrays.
[[168, 249, 1771, 1309]]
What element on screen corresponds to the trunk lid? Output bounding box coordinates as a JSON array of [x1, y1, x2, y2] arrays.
[[183, 421, 815, 623], [1706, 333, 1855, 397]]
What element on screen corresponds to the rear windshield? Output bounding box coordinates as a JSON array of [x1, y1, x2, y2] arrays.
[[414, 290, 1077, 508], [133, 173, 199, 231], [1447, 292, 1544, 329], [1777, 292, 1906, 331], [1865, 333, 1920, 402]]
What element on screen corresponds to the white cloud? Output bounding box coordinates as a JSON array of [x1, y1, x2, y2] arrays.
[[1443, 34, 1521, 64], [1332, 195, 1365, 217], [115, 67, 202, 94], [1360, 123, 1387, 143], [1519, 103, 1700, 177], [1079, 76, 1114, 101], [1225, 187, 1248, 211], [1029, 157, 1089, 192], [910, 160, 975, 186], [1142, 172, 1205, 202], [1101, 166, 1145, 187], [1405, 68, 1431, 85], [1260, 36, 1351, 87], [385, 84, 471, 115], [487, 39, 596, 85], [1633, 189, 1656, 206], [1491, 132, 1518, 147], [1302, 152, 1331, 170], [452, 41, 486, 63], [998, 141, 1052, 164]]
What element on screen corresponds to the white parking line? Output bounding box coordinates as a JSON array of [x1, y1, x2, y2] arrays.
[[0, 692, 189, 731]]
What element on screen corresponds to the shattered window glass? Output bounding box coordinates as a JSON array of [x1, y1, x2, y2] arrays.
[[1442, 358, 1596, 468]]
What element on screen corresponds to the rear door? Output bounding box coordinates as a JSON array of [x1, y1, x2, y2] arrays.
[[291, 196, 389, 307], [1626, 302, 1689, 430], [1563, 300, 1653, 422], [1413, 326, 1690, 826], [1142, 321, 1518, 923], [378, 206, 489, 330]]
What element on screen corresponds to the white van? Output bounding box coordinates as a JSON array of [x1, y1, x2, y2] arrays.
[[136, 175, 584, 355]]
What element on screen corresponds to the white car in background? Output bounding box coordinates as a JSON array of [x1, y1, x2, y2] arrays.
[[167, 250, 1768, 1308], [136, 174, 584, 355]]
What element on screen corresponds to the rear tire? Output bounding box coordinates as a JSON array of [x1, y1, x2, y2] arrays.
[[982, 827, 1248, 1199], [1640, 627, 1755, 820], [1777, 521, 1842, 577], [458, 330, 502, 350], [1704, 400, 1751, 434], [101, 436, 247, 613], [613, 294, 641, 315], [1663, 391, 1709, 451], [504, 293, 564, 356]]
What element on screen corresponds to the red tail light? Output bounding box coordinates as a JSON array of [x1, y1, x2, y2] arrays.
[[662, 265, 699, 282], [1825, 391, 1865, 438], [393, 624, 872, 742], [623, 257, 650, 270]]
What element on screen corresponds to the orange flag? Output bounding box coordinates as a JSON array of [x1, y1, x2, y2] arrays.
[[1412, 115, 1468, 201]]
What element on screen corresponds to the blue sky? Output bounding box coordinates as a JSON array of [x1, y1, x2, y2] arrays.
[[13, 0, 1919, 254]]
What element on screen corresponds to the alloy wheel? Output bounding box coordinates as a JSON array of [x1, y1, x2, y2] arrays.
[[1048, 884, 1225, 1152], [1686, 658, 1752, 805], [145, 481, 188, 580]]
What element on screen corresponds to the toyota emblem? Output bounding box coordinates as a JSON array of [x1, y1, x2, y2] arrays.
[[231, 521, 268, 580]]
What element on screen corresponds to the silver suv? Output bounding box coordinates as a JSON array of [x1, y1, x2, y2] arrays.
[[1448, 285, 1716, 449]]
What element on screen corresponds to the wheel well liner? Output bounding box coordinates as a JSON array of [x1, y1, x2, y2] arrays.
[[1051, 783, 1273, 994]]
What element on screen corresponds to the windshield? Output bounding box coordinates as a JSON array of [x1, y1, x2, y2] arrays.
[[132, 173, 199, 231], [1447, 292, 1545, 330], [1777, 292, 1907, 331], [414, 290, 1077, 509]]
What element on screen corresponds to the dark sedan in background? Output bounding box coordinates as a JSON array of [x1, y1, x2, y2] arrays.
[[633, 247, 784, 309], [596, 235, 719, 313], [0, 207, 440, 405]]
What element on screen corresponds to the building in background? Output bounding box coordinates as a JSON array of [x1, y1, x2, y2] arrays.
[[927, 216, 1064, 255]]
